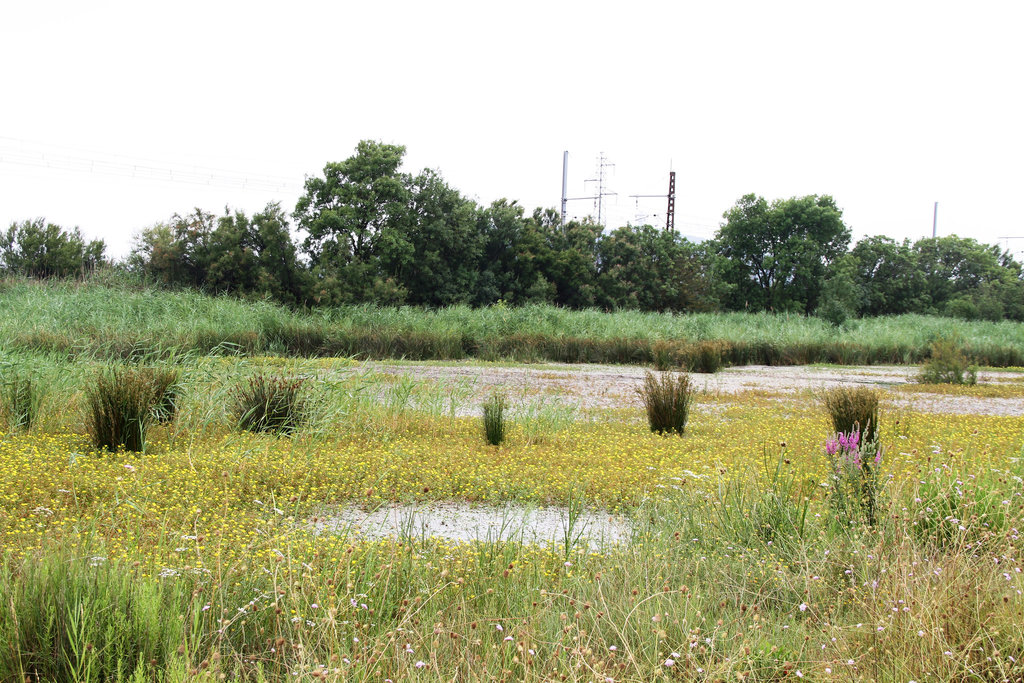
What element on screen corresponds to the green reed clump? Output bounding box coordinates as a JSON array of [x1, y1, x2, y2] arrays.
[[689, 340, 726, 373], [918, 334, 978, 385], [149, 367, 180, 423], [482, 391, 507, 446], [2, 373, 41, 430], [232, 373, 307, 434], [86, 366, 170, 452], [638, 371, 694, 436], [822, 385, 880, 439]]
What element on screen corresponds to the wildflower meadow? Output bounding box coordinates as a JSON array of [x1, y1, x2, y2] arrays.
[[1, 303, 1023, 680]]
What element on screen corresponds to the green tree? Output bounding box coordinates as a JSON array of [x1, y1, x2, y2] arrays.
[[817, 254, 862, 325], [597, 224, 710, 312], [849, 236, 924, 316], [249, 203, 309, 306], [206, 203, 308, 305], [206, 209, 260, 295], [129, 209, 214, 288], [913, 235, 1015, 315], [529, 210, 602, 309], [378, 169, 482, 307], [475, 199, 553, 305], [714, 194, 850, 313], [1, 219, 106, 278], [294, 140, 410, 304]]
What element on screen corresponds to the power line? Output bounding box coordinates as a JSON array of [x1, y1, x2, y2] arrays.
[[0, 137, 304, 194], [0, 135, 300, 182]]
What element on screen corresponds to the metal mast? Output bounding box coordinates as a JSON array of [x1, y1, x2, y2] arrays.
[[628, 169, 677, 231], [560, 151, 569, 226], [666, 171, 676, 232], [584, 152, 616, 227]]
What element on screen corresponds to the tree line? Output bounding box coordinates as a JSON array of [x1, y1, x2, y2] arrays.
[[4, 140, 1023, 322]]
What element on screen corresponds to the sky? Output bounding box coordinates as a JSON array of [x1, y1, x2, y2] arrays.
[[2, 1, 1023, 260]]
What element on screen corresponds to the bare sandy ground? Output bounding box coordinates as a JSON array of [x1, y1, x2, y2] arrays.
[[371, 362, 1024, 417], [315, 502, 631, 550]]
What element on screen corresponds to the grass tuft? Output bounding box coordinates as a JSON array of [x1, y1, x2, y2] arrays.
[[637, 370, 694, 436], [232, 373, 306, 434], [822, 385, 880, 438], [85, 366, 169, 452], [482, 391, 507, 446]]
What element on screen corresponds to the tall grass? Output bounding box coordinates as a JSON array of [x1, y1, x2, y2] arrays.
[[1, 372, 41, 430], [2, 278, 1024, 366]]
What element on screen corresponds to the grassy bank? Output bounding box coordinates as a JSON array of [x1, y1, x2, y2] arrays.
[[3, 278, 1024, 367]]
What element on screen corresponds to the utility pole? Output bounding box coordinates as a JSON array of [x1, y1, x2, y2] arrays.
[[666, 171, 676, 232], [932, 201, 938, 238], [560, 151, 569, 226], [584, 153, 616, 227], [628, 169, 676, 231], [560, 150, 601, 226]]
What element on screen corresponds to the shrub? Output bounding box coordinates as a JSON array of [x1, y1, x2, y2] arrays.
[[822, 386, 880, 439], [86, 366, 167, 452], [918, 334, 978, 385], [232, 373, 306, 434], [482, 391, 507, 446], [2, 373, 41, 430], [637, 371, 694, 436]]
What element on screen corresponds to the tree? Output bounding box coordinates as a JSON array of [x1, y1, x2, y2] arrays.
[[249, 203, 309, 306], [849, 236, 924, 316], [597, 225, 710, 312], [817, 254, 862, 325], [529, 210, 603, 309], [206, 203, 308, 305], [475, 199, 553, 305], [294, 141, 410, 304], [129, 209, 214, 288], [913, 235, 1014, 313], [714, 194, 850, 313], [1, 219, 106, 278], [378, 169, 482, 307], [206, 209, 260, 295], [911, 235, 1024, 320]]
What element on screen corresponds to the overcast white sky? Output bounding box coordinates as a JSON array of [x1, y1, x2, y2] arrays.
[[2, 1, 1023, 260]]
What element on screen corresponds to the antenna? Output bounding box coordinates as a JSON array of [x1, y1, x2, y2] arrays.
[[584, 152, 616, 227]]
